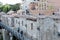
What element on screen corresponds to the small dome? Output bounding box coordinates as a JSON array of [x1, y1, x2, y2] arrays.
[[7, 10, 15, 15]]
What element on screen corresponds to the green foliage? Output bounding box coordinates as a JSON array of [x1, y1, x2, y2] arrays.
[[0, 5, 3, 12], [0, 2, 3, 12], [3, 4, 11, 13], [0, 3, 21, 13], [11, 3, 20, 11]]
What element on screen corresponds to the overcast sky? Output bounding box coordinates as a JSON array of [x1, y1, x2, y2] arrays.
[[0, 0, 60, 8], [0, 0, 22, 5]]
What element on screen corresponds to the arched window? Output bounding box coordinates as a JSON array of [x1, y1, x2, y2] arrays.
[[20, 31, 23, 37]]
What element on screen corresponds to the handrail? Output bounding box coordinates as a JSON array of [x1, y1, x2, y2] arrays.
[[0, 22, 21, 40]]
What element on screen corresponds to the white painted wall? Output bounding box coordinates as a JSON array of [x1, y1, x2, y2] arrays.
[[14, 16, 38, 38], [22, 0, 36, 10]]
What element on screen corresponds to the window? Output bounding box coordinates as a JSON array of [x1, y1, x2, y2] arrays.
[[39, 13, 41, 15], [34, 0, 36, 1], [37, 27, 40, 31], [25, 24, 27, 28], [22, 21, 23, 26], [42, 4, 43, 10], [30, 2, 36, 10], [31, 7, 36, 10], [52, 12, 55, 15], [16, 20, 17, 23], [26, 10, 30, 15], [22, 0, 24, 1], [22, 11, 25, 15], [26, 18, 37, 22], [31, 36, 33, 40], [26, 10, 29, 14], [44, 3, 46, 6], [18, 21, 20, 26], [20, 31, 23, 37], [58, 32, 60, 37], [25, 6, 27, 9], [12, 18, 14, 27], [37, 0, 39, 1], [31, 23, 33, 30], [0, 27, 2, 29], [42, 0, 46, 2], [17, 27, 20, 32]]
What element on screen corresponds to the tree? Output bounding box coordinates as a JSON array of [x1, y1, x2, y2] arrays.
[[0, 3, 21, 13], [2, 4, 11, 13], [0, 2, 3, 12], [0, 5, 3, 12], [11, 3, 20, 11]]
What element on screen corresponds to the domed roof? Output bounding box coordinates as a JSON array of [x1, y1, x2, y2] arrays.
[[7, 10, 15, 15]]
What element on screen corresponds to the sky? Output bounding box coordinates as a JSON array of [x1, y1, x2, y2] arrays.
[[0, 0, 22, 5], [0, 0, 60, 7]]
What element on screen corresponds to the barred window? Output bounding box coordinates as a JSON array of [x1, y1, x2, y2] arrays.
[[31, 23, 33, 30]]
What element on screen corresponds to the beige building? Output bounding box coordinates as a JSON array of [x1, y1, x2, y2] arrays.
[[21, 0, 60, 16], [28, 0, 55, 15]]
